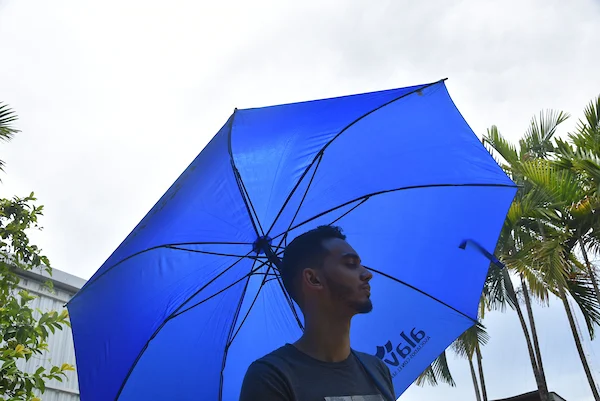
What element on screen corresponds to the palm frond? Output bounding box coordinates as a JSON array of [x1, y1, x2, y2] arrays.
[[451, 323, 489, 359], [566, 262, 600, 339], [415, 351, 456, 387], [571, 159, 600, 196], [520, 159, 585, 207], [483, 125, 519, 167], [522, 109, 569, 159], [481, 264, 518, 312], [0, 102, 20, 142], [508, 187, 560, 225], [554, 138, 576, 169], [535, 236, 571, 286], [570, 95, 600, 157], [0, 102, 19, 173]]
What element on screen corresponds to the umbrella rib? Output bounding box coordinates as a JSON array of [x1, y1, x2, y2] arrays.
[[168, 241, 254, 246], [273, 269, 305, 331], [266, 78, 447, 235], [227, 264, 273, 349], [262, 206, 305, 331], [270, 152, 324, 243], [228, 109, 265, 237], [113, 252, 253, 401], [166, 245, 265, 260], [171, 251, 259, 315], [272, 183, 519, 241], [328, 197, 369, 226], [366, 265, 477, 324], [219, 259, 259, 401], [235, 166, 266, 236], [171, 262, 268, 319], [67, 241, 255, 306]]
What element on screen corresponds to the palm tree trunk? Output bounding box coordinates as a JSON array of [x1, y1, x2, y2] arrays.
[[559, 285, 600, 401], [504, 270, 549, 401], [469, 356, 482, 401], [520, 273, 550, 399], [579, 238, 600, 307], [514, 295, 550, 401], [475, 344, 488, 401]]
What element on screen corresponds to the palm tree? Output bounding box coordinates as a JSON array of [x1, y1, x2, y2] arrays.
[[554, 95, 600, 307], [475, 344, 487, 401], [483, 252, 550, 401], [414, 103, 600, 399], [0, 102, 19, 172], [483, 121, 559, 401], [519, 158, 600, 400], [415, 351, 456, 388], [486, 109, 600, 401], [415, 323, 489, 401], [452, 324, 490, 401]]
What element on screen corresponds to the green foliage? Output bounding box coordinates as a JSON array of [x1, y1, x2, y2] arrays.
[[0, 103, 20, 174], [419, 96, 600, 397], [484, 108, 600, 316], [415, 351, 456, 387], [0, 193, 74, 401], [451, 323, 490, 360]]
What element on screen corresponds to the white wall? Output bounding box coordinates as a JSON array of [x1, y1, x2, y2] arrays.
[[15, 268, 85, 401]]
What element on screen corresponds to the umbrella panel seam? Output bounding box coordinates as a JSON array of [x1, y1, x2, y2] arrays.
[[271, 182, 518, 242], [276, 153, 324, 246], [366, 265, 478, 324], [265, 79, 446, 235], [228, 110, 265, 237], [219, 259, 258, 401], [170, 262, 268, 319], [112, 252, 252, 401], [67, 242, 256, 306]]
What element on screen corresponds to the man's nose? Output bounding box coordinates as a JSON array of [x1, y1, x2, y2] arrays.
[[360, 266, 373, 282]]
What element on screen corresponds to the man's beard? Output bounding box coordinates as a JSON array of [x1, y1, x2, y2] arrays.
[[325, 276, 373, 314], [351, 297, 373, 314]]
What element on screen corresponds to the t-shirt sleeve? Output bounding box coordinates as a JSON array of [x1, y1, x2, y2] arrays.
[[378, 359, 395, 397], [239, 360, 291, 401]]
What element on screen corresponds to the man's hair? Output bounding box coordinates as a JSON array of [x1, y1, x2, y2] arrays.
[[280, 225, 346, 306]]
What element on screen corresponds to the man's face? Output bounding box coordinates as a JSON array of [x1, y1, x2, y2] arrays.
[[320, 237, 373, 315]]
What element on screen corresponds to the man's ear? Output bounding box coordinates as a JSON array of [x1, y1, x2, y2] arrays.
[[302, 268, 322, 289]]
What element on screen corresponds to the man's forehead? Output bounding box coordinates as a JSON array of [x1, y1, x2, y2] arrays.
[[322, 237, 358, 257]]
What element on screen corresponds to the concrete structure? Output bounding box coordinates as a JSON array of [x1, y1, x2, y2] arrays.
[[16, 267, 86, 401], [492, 390, 567, 401]]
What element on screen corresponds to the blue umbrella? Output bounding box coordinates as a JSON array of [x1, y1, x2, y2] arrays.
[[67, 79, 516, 401]]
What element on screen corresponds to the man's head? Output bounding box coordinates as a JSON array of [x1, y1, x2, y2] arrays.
[[280, 225, 373, 317]]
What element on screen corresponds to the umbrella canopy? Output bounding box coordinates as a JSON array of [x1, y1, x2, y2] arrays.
[[67, 79, 517, 401]]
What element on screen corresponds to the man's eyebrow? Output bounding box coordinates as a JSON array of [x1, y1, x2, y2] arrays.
[[341, 252, 360, 260]]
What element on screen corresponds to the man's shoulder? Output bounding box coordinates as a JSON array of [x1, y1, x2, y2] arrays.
[[247, 345, 295, 372], [240, 346, 295, 400], [353, 350, 384, 365], [353, 350, 390, 374]]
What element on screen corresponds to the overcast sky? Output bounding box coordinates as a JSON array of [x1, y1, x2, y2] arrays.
[[1, 1, 600, 400]]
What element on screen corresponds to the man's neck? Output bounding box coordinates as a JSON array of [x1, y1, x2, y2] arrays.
[[294, 313, 352, 362]]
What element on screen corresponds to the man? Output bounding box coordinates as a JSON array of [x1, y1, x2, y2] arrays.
[[239, 225, 395, 401]]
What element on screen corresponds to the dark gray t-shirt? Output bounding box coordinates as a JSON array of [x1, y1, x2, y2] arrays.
[[239, 344, 394, 401]]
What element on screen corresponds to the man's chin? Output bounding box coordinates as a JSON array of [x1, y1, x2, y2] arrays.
[[354, 299, 373, 314]]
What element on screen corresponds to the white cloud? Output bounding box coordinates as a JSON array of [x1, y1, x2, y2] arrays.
[[1, 0, 599, 400]]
